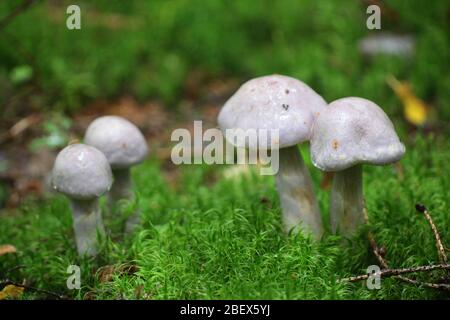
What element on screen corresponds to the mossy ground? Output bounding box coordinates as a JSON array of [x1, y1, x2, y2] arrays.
[[0, 0, 449, 299], [0, 134, 448, 300]]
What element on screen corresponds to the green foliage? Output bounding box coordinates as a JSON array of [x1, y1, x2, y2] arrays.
[[29, 113, 72, 151], [0, 135, 448, 299], [0, 0, 448, 117]]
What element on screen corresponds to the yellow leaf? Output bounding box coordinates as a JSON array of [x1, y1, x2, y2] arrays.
[[0, 244, 17, 256], [387, 76, 428, 126], [0, 285, 24, 300]]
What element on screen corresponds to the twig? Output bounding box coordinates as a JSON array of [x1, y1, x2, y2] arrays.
[[0, 114, 41, 145], [0, 279, 66, 299], [1, 264, 66, 299], [0, 0, 38, 31], [415, 204, 448, 265], [3, 265, 26, 275], [340, 264, 450, 283], [362, 203, 450, 291]]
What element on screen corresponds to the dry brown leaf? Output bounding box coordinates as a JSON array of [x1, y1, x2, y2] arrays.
[[97, 265, 116, 283], [97, 263, 139, 283], [0, 285, 24, 300], [0, 244, 17, 256]]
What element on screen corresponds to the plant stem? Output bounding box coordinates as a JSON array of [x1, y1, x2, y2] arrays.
[[70, 199, 105, 257], [110, 168, 133, 201], [275, 146, 323, 239], [330, 164, 364, 236], [415, 204, 448, 265], [109, 168, 140, 233], [339, 264, 450, 283]]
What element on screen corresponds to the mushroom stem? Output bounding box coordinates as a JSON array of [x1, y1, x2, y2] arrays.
[[109, 168, 140, 233], [70, 199, 105, 257], [275, 146, 323, 239], [330, 164, 364, 236], [110, 168, 133, 201]]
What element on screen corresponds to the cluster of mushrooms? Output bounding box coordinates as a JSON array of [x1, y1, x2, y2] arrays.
[[218, 74, 406, 240], [52, 116, 148, 257], [51, 74, 406, 257]]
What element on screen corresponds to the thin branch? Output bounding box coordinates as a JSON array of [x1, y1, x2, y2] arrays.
[[0, 0, 38, 31], [340, 264, 450, 283], [1, 264, 66, 299], [3, 265, 26, 275], [415, 203, 448, 265], [0, 279, 66, 299], [362, 203, 449, 291]]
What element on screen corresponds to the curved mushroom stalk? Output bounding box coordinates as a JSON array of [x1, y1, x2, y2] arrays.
[[330, 164, 364, 237], [109, 168, 140, 234], [70, 199, 105, 257], [275, 146, 323, 239]]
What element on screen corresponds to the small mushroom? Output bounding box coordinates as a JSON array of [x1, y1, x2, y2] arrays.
[[218, 74, 327, 239], [310, 97, 406, 237], [52, 143, 112, 256], [84, 116, 148, 233]]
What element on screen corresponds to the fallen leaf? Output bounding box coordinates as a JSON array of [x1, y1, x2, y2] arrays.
[[83, 291, 96, 300], [387, 75, 428, 126], [0, 244, 17, 256], [97, 265, 116, 283], [0, 285, 24, 300], [97, 263, 139, 283]]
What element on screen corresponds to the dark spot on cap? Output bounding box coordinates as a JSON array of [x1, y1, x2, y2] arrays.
[[285, 89, 289, 94], [282, 104, 289, 111]]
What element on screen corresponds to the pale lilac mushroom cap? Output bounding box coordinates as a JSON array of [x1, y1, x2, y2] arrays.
[[52, 144, 113, 200], [218, 74, 327, 149], [310, 97, 406, 172], [84, 116, 149, 169]]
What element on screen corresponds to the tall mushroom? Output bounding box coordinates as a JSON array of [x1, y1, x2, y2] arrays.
[[84, 116, 149, 233], [310, 97, 406, 237], [218, 74, 327, 239], [52, 143, 112, 257]]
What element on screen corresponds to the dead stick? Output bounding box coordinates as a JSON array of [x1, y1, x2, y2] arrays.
[[0, 279, 66, 299], [340, 264, 450, 282], [0, 0, 38, 31], [363, 203, 450, 291], [415, 204, 448, 265]]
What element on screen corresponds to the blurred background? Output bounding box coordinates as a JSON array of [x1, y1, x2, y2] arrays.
[[0, 0, 449, 210]]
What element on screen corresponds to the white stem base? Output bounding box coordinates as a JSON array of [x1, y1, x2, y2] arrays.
[[71, 199, 105, 257], [275, 146, 323, 239], [330, 165, 364, 237]]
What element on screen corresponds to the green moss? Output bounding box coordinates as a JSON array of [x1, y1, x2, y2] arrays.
[[1, 135, 448, 299], [0, 0, 448, 116]]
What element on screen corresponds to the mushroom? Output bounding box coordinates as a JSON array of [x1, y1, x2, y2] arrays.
[[218, 74, 327, 239], [52, 143, 112, 256], [310, 97, 406, 237], [84, 116, 149, 233]]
